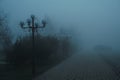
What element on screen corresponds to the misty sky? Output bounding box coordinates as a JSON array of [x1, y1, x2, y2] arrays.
[[0, 0, 120, 50]]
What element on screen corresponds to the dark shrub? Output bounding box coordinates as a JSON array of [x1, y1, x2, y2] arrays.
[[6, 35, 72, 68]]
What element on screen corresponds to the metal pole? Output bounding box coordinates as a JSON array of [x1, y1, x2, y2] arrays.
[[31, 16, 35, 77], [19, 15, 46, 78]]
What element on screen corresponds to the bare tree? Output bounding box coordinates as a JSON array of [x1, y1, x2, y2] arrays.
[[0, 13, 12, 49]]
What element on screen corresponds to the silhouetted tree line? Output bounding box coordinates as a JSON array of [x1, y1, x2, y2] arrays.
[[5, 34, 73, 68]]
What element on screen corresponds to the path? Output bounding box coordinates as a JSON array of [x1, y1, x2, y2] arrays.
[[34, 51, 119, 80]]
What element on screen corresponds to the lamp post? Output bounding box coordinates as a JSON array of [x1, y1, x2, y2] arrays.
[[19, 15, 46, 77]]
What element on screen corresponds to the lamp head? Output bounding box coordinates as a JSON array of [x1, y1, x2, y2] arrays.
[[27, 19, 31, 26], [31, 15, 35, 19], [35, 23, 38, 27], [42, 20, 46, 27], [20, 21, 25, 28]]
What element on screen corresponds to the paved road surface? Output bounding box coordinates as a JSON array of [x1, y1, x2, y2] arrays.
[[34, 51, 119, 80]]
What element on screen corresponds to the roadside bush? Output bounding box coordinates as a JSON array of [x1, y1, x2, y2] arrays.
[[6, 35, 72, 68]]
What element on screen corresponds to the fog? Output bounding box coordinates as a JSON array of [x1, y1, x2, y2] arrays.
[[0, 0, 120, 51]]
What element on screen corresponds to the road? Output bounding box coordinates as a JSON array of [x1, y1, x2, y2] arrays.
[[34, 51, 120, 80]]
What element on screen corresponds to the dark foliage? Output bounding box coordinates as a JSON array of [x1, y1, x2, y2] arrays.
[[6, 35, 72, 68], [0, 14, 12, 49]]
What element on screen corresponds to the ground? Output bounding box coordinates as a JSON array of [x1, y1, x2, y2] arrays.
[[34, 50, 120, 80]]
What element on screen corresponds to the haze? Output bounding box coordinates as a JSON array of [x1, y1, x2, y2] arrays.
[[0, 0, 120, 51]]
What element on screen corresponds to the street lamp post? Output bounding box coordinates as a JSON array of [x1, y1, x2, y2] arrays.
[[19, 15, 46, 77]]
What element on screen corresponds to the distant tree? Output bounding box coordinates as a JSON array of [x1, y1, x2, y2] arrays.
[[0, 13, 12, 49]]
